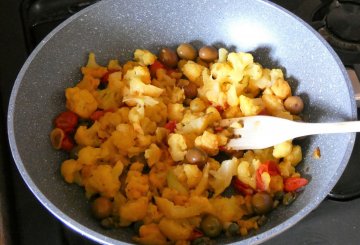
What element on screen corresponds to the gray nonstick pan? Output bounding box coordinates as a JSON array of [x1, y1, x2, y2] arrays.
[[7, 0, 357, 244]]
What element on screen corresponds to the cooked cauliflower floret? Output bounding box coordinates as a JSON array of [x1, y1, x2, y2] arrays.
[[133, 223, 167, 245], [271, 78, 291, 100], [273, 140, 293, 158], [158, 218, 193, 241], [129, 79, 164, 97], [239, 95, 264, 116], [119, 196, 149, 222], [83, 160, 123, 198], [284, 145, 302, 166], [195, 131, 219, 156], [61, 159, 81, 184], [75, 121, 101, 147], [65, 87, 98, 118], [181, 61, 205, 86], [124, 66, 151, 85], [134, 49, 157, 66], [145, 143, 162, 167], [168, 133, 187, 161], [167, 103, 184, 122], [125, 166, 149, 200], [183, 164, 202, 189]]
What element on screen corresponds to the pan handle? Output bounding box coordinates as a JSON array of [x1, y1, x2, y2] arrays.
[[348, 64, 360, 107], [327, 64, 360, 201]]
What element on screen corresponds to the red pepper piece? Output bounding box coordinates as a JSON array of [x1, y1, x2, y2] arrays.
[[189, 229, 204, 241], [61, 134, 74, 152], [90, 109, 115, 121], [233, 178, 254, 196], [256, 165, 267, 191], [214, 126, 224, 132], [90, 110, 106, 121], [264, 160, 280, 176], [164, 120, 177, 133], [54, 111, 79, 133], [149, 60, 165, 77], [284, 177, 308, 192], [214, 105, 224, 113], [256, 161, 280, 191]]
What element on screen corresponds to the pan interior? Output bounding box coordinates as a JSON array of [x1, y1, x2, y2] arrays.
[[8, 0, 356, 244]]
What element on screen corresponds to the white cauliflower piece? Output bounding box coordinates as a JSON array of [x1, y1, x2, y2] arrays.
[[167, 103, 184, 122], [168, 133, 187, 161], [273, 140, 293, 158], [134, 49, 157, 66], [195, 131, 219, 156], [271, 78, 291, 100], [129, 79, 164, 97], [239, 95, 264, 116], [181, 61, 205, 86], [183, 164, 202, 189], [124, 66, 151, 84]]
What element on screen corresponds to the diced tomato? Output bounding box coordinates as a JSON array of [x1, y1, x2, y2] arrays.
[[149, 60, 165, 77], [164, 120, 177, 133], [189, 229, 204, 241], [233, 178, 254, 196], [61, 134, 74, 152], [214, 126, 223, 132], [284, 177, 308, 192], [101, 69, 120, 83], [54, 111, 78, 133]]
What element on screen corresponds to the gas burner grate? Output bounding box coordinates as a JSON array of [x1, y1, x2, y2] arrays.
[[295, 0, 360, 65]]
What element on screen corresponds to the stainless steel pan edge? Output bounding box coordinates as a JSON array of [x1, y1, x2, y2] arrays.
[[7, 0, 357, 244]]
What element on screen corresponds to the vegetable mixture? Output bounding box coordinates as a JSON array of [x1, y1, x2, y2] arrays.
[[50, 43, 308, 245]]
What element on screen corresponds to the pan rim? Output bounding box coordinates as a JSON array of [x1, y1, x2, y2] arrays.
[[7, 0, 357, 244]]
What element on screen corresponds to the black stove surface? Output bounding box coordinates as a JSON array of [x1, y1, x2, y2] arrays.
[[0, 0, 360, 244]]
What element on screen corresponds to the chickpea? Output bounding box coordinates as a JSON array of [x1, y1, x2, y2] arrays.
[[284, 96, 304, 115], [251, 192, 274, 214], [185, 147, 208, 166], [183, 82, 198, 99], [91, 197, 113, 219], [199, 46, 218, 62], [176, 43, 197, 60], [159, 48, 178, 68]]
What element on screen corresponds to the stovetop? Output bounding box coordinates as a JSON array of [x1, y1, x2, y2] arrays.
[[0, 0, 360, 244]]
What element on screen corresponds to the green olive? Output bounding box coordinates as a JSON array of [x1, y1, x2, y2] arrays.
[[191, 236, 213, 245], [251, 192, 274, 215], [177, 43, 197, 60], [185, 147, 208, 166], [284, 96, 304, 115], [199, 46, 218, 62], [91, 197, 113, 219], [200, 215, 222, 238], [184, 82, 198, 99], [159, 47, 178, 68], [226, 222, 239, 236]]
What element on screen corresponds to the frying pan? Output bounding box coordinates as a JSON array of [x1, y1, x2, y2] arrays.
[[7, 0, 357, 244]]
